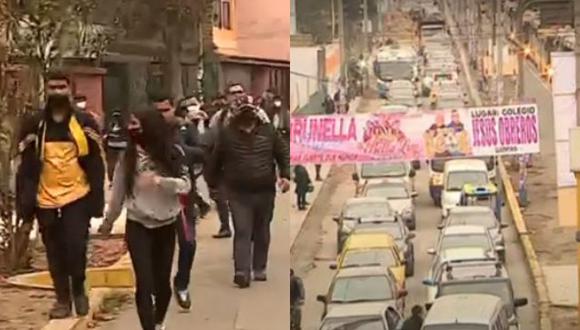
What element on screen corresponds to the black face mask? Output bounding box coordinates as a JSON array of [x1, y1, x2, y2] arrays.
[[46, 94, 71, 110]]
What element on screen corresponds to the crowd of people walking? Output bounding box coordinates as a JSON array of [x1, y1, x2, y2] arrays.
[[14, 70, 291, 330]]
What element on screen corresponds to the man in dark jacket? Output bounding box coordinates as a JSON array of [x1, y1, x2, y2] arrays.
[[16, 71, 105, 319], [205, 101, 290, 288], [152, 93, 206, 310], [402, 305, 424, 330]]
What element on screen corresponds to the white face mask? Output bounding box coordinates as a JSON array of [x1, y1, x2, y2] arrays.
[[76, 101, 87, 109], [187, 105, 200, 112], [52, 112, 66, 123], [274, 100, 282, 107]]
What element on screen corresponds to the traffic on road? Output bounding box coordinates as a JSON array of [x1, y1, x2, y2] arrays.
[[291, 2, 539, 330]]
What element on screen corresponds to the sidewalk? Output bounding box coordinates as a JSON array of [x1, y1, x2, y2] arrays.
[[99, 193, 290, 330], [289, 165, 330, 247]]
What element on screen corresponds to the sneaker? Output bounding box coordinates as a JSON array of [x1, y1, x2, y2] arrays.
[[233, 272, 250, 288], [253, 270, 267, 281], [49, 301, 72, 319], [212, 228, 232, 239], [173, 288, 191, 310], [155, 324, 166, 330], [73, 294, 90, 316]]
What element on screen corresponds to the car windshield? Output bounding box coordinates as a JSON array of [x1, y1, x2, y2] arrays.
[[438, 281, 513, 315], [446, 171, 488, 191], [434, 73, 453, 81], [376, 61, 414, 81], [320, 317, 385, 330], [440, 234, 491, 251], [331, 276, 394, 302], [342, 250, 397, 268], [361, 163, 407, 178], [344, 203, 392, 219], [448, 212, 497, 229], [424, 325, 488, 330], [366, 185, 409, 199]]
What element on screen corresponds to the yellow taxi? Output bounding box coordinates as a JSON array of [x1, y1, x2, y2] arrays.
[[334, 232, 406, 289]]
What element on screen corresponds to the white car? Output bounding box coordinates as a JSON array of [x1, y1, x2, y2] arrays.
[[427, 225, 501, 261], [422, 247, 496, 303], [441, 159, 489, 218]]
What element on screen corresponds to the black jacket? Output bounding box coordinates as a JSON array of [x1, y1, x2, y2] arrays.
[[293, 165, 311, 194], [401, 315, 423, 330], [16, 110, 105, 222], [204, 122, 290, 193]]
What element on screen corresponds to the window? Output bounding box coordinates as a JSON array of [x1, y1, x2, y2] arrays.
[[214, 0, 232, 30], [385, 307, 401, 329]]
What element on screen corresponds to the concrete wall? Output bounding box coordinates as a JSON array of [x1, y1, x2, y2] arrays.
[[290, 46, 319, 112], [290, 43, 341, 113], [235, 0, 290, 62]]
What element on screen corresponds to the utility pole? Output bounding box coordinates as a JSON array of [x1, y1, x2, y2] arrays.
[[338, 0, 347, 80], [491, 0, 498, 102], [363, 0, 369, 56], [496, 0, 504, 104], [331, 0, 336, 40]]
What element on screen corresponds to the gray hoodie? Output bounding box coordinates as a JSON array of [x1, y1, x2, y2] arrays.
[[105, 148, 191, 228]]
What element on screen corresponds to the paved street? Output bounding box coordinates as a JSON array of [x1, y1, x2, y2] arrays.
[[291, 106, 540, 330], [100, 193, 290, 330]]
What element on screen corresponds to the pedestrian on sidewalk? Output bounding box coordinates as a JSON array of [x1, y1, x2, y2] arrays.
[[315, 164, 323, 181], [205, 101, 290, 288], [290, 269, 305, 330], [293, 165, 312, 210], [99, 110, 191, 330], [401, 305, 424, 330], [152, 93, 208, 310], [16, 71, 105, 319]]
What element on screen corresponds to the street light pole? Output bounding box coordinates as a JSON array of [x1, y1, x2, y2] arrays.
[[338, 0, 347, 81], [363, 0, 369, 56], [496, 0, 504, 105]]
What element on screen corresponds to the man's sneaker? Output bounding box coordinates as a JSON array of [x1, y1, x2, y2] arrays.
[[212, 228, 232, 239], [48, 301, 72, 319], [155, 324, 166, 330], [253, 270, 267, 282], [73, 294, 90, 316], [173, 288, 192, 310], [233, 272, 250, 288]]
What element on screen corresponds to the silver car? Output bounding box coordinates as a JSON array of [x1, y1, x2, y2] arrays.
[[318, 302, 404, 330], [333, 197, 395, 253], [439, 206, 508, 261], [362, 180, 418, 230]]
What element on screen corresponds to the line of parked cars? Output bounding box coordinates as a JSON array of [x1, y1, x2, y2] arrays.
[[316, 162, 419, 330], [422, 158, 529, 330]]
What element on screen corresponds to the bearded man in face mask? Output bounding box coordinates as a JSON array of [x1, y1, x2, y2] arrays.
[[15, 71, 105, 319], [205, 101, 290, 288]]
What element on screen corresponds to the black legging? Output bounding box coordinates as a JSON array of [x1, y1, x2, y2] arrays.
[[126, 220, 176, 330]]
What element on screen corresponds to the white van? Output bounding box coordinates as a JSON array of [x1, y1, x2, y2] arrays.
[[441, 159, 489, 218], [423, 294, 515, 330]]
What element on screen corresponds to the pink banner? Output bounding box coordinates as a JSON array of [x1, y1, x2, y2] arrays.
[[291, 104, 540, 164]]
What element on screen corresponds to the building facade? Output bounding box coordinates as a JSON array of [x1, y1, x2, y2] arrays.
[[213, 0, 290, 102]]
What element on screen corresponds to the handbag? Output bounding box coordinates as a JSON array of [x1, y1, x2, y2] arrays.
[[307, 183, 314, 193]]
